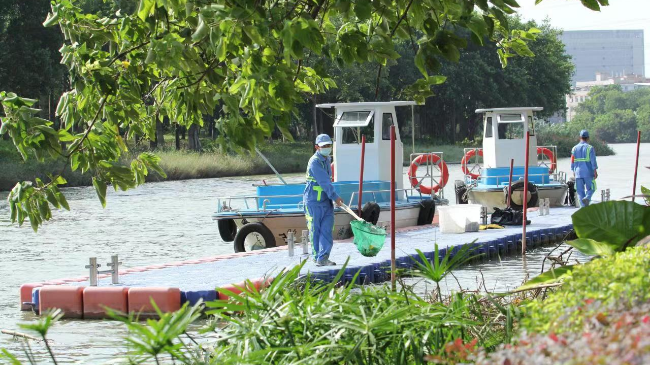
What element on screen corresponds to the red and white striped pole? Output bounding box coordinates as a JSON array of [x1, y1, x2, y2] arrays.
[[390, 126, 396, 291], [522, 131, 531, 255], [632, 131, 641, 202]]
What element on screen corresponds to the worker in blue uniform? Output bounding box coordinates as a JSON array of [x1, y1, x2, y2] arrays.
[[304, 134, 344, 266], [571, 130, 598, 207]]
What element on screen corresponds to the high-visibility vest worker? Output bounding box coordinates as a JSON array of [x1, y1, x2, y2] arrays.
[[570, 129, 598, 207], [303, 134, 344, 266]]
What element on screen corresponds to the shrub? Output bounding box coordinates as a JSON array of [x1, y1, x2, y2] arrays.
[[521, 246, 650, 334]]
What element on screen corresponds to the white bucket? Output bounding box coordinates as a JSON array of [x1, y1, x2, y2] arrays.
[[438, 204, 482, 234]]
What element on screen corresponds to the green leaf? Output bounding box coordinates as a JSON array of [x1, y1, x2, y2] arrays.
[[138, 0, 156, 21], [572, 201, 650, 249], [92, 178, 107, 208], [567, 238, 616, 256], [580, 0, 601, 11], [516, 265, 576, 291], [192, 15, 209, 41], [641, 186, 650, 205], [354, 0, 372, 21], [43, 9, 60, 27]]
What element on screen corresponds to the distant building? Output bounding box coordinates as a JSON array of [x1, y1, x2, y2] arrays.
[[564, 73, 650, 122], [561, 30, 645, 84]]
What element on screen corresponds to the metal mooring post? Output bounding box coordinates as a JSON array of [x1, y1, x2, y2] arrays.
[[301, 230, 309, 256], [287, 231, 295, 257], [106, 255, 122, 284], [85, 257, 100, 287]]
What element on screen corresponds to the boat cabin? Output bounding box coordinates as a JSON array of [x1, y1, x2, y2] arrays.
[[475, 107, 551, 186], [316, 101, 416, 191]]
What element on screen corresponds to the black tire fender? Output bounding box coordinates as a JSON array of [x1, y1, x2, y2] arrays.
[[234, 222, 276, 253], [360, 202, 380, 225], [506, 181, 539, 211], [217, 219, 237, 242], [417, 199, 436, 226]]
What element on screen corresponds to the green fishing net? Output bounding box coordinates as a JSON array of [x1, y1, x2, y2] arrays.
[[350, 220, 387, 257]]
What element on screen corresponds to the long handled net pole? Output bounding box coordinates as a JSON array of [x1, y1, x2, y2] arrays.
[[358, 135, 366, 214]]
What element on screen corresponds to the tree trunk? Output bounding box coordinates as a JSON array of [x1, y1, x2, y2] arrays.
[[149, 117, 158, 150], [175, 124, 181, 150], [156, 118, 165, 148], [188, 124, 201, 151]]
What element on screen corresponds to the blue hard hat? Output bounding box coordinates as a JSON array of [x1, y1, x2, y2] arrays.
[[580, 130, 589, 138], [315, 134, 332, 146]]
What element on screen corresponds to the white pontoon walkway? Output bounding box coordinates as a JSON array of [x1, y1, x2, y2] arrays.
[[113, 207, 577, 291]]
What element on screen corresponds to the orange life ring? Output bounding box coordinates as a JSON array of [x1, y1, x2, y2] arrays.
[[408, 154, 449, 194], [536, 147, 557, 174], [461, 149, 483, 180], [330, 162, 335, 181]]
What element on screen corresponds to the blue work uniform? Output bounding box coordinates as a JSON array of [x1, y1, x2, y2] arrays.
[[571, 141, 598, 207], [303, 151, 340, 262]]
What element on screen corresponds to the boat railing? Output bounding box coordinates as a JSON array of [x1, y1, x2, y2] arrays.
[[462, 145, 565, 184], [408, 152, 446, 200], [216, 188, 429, 214], [465, 171, 567, 187]]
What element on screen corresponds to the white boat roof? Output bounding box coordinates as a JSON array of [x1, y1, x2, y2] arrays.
[[475, 107, 543, 113], [316, 101, 418, 108]]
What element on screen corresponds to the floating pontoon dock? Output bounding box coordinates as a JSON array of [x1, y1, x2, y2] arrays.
[[20, 207, 577, 319]]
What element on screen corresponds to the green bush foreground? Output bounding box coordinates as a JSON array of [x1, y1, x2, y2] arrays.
[[2, 244, 649, 364]]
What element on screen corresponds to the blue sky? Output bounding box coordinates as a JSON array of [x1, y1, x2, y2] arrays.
[[515, 0, 650, 75]]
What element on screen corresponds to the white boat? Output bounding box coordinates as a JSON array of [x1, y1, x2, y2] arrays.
[[455, 107, 569, 212], [213, 101, 449, 252]]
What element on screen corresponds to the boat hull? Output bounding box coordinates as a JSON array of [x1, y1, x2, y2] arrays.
[[468, 184, 568, 212], [232, 204, 424, 247]]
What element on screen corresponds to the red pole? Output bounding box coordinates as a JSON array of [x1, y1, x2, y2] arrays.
[[507, 159, 514, 208], [522, 131, 531, 255], [390, 126, 396, 291], [357, 135, 366, 214], [632, 131, 641, 202]]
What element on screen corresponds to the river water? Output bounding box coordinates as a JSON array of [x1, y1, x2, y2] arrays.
[[0, 143, 647, 363]]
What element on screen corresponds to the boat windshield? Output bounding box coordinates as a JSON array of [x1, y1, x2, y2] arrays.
[[498, 121, 524, 139], [342, 117, 375, 144]]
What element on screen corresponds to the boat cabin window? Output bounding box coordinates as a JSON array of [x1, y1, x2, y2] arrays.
[[497, 113, 525, 140], [382, 113, 394, 140], [528, 116, 535, 136], [485, 117, 493, 138], [341, 117, 375, 144], [497, 122, 524, 139], [334, 111, 373, 127]]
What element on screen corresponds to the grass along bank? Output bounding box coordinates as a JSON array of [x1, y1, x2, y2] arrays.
[[0, 140, 467, 191]]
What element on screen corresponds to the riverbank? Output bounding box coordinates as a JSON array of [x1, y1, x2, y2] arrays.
[[0, 140, 467, 191], [0, 133, 616, 192]]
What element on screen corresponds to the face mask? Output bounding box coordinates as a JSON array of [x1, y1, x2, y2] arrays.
[[319, 147, 332, 156]]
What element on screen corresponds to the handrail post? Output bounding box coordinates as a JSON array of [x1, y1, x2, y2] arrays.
[[85, 257, 99, 287]]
